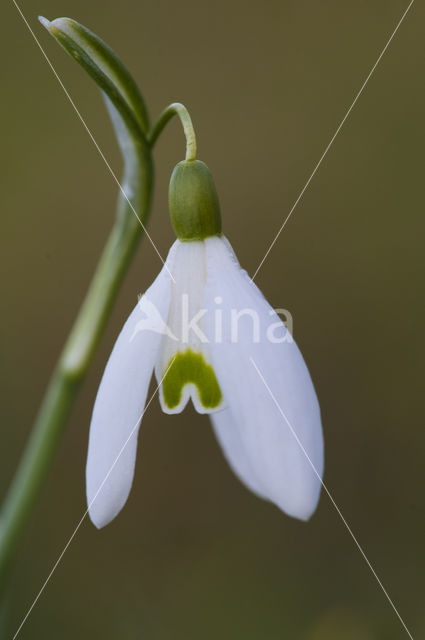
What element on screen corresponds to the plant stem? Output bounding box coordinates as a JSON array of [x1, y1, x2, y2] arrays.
[[0, 368, 79, 583], [149, 102, 197, 161], [0, 16, 156, 588], [0, 168, 152, 586]]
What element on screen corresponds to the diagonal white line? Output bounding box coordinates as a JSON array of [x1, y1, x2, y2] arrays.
[[12, 0, 175, 282], [249, 356, 414, 640], [251, 0, 415, 282], [12, 359, 174, 640]]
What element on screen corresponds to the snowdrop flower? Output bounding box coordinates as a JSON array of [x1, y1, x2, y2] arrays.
[[87, 159, 324, 528]]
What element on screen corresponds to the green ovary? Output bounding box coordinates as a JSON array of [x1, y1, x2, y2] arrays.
[[162, 349, 222, 410]]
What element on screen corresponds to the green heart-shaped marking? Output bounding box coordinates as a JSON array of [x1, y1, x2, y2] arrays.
[[163, 349, 222, 410]]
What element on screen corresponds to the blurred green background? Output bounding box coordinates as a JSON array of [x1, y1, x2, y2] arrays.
[[1, 0, 424, 637]]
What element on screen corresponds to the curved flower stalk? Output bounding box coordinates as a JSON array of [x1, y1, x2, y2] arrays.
[[0, 18, 153, 584], [87, 155, 324, 528]]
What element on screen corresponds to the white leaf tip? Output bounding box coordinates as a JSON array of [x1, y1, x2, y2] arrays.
[[38, 16, 50, 29]]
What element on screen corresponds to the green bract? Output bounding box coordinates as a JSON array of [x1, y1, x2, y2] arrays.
[[169, 160, 222, 241]]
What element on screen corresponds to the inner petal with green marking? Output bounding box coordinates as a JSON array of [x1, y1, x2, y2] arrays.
[[155, 239, 225, 415], [162, 349, 222, 413]]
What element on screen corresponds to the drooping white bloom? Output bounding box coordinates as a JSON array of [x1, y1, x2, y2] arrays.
[[86, 232, 324, 528]]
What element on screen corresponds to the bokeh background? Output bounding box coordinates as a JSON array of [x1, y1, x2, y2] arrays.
[[1, 0, 424, 638]]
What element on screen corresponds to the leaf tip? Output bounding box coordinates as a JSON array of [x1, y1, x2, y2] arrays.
[[38, 15, 51, 30], [39, 16, 76, 38]]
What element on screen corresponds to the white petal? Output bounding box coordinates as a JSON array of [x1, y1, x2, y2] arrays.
[[86, 245, 176, 528], [211, 408, 268, 500], [204, 235, 324, 521]]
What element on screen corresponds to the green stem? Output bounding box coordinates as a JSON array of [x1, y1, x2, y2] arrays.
[[0, 370, 78, 581], [149, 102, 197, 161], [0, 17, 153, 588], [0, 173, 152, 587]]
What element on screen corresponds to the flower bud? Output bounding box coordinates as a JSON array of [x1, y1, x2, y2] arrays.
[[168, 160, 222, 241]]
